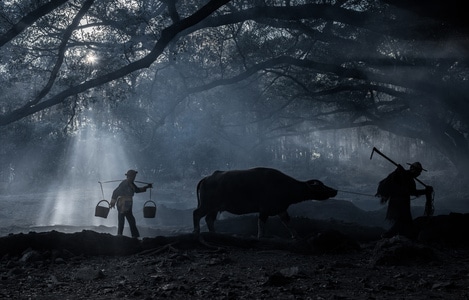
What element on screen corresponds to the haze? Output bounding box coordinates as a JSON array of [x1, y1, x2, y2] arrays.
[[0, 1, 467, 236]]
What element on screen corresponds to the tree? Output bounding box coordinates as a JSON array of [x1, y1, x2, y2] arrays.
[[1, 0, 468, 175], [0, 0, 230, 125]]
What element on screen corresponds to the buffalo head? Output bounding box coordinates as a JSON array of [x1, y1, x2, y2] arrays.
[[306, 179, 337, 200]]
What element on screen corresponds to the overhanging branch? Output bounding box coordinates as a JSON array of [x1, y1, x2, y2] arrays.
[[0, 0, 231, 126]]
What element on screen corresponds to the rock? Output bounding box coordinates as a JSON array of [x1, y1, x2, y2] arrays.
[[7, 267, 24, 276], [264, 266, 306, 286], [416, 213, 469, 246], [370, 235, 437, 266], [308, 229, 361, 254], [74, 267, 106, 281], [54, 257, 66, 264], [279, 266, 301, 277], [19, 249, 42, 263], [265, 271, 294, 286], [431, 281, 455, 290]]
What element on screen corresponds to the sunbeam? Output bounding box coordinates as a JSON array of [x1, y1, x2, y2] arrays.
[[37, 118, 131, 227]]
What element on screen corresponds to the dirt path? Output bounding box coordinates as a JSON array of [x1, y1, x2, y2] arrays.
[[1, 232, 468, 299]]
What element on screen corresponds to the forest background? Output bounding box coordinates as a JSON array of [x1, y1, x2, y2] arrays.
[[0, 0, 468, 229]]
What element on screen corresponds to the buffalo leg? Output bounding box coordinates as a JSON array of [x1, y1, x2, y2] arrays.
[[193, 208, 205, 234], [257, 214, 269, 238], [278, 211, 298, 239], [205, 211, 217, 232]]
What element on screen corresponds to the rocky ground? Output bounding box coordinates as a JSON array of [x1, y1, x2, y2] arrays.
[[1, 214, 469, 300]]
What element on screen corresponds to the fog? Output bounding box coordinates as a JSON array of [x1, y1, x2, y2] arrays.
[[0, 1, 468, 238], [1, 68, 467, 237], [1, 107, 467, 237]]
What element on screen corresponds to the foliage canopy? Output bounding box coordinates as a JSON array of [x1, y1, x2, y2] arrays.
[[0, 0, 468, 182]]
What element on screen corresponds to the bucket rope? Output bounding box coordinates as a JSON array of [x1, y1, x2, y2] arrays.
[[98, 179, 153, 184], [98, 180, 153, 201]]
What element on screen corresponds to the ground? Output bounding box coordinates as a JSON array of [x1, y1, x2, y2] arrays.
[[1, 220, 469, 300], [3, 244, 469, 299], [1, 195, 468, 299]]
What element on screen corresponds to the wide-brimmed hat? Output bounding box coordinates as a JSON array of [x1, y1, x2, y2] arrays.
[[407, 162, 427, 172], [125, 169, 138, 176]]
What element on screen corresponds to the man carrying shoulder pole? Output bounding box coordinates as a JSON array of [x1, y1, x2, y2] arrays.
[[110, 169, 152, 238]]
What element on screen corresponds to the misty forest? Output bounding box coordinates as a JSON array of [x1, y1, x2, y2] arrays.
[[1, 0, 468, 231], [1, 1, 469, 299]]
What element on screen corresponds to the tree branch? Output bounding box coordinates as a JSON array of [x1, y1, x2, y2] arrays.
[[27, 0, 95, 108], [0, 0, 69, 47], [0, 0, 230, 126]]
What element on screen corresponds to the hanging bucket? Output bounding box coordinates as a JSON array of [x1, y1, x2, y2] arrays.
[[143, 200, 157, 218], [95, 200, 110, 218]]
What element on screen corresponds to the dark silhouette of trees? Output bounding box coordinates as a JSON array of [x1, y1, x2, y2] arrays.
[[0, 0, 468, 175]]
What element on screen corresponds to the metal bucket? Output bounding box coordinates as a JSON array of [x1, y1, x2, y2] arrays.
[[95, 199, 110, 218], [143, 200, 157, 218]]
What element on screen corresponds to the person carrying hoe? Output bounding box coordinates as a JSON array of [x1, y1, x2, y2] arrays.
[[376, 161, 433, 239]]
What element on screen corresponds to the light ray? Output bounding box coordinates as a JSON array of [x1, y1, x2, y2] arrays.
[[37, 113, 131, 227]]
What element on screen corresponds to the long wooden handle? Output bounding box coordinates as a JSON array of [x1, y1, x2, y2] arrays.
[[370, 147, 427, 187]]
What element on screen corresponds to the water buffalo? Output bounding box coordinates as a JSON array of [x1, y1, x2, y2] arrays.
[[193, 167, 337, 238]]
